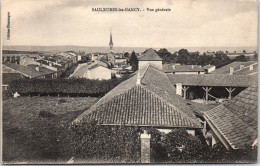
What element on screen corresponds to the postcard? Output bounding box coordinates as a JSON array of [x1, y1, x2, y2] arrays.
[[1, 0, 258, 164]]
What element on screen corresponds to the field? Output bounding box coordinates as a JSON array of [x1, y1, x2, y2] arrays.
[[2, 96, 99, 164]]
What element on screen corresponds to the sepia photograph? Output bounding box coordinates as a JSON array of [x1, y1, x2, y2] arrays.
[[1, 0, 258, 164]]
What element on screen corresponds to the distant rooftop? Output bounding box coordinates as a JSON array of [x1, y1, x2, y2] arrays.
[[212, 61, 257, 74], [3, 63, 55, 78], [163, 64, 205, 73], [138, 48, 163, 61]]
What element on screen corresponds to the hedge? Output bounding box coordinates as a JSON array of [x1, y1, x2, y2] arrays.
[[69, 123, 257, 163], [70, 121, 141, 162], [8, 75, 131, 96]]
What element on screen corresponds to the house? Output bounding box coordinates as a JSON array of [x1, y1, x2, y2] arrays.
[[163, 64, 205, 74], [211, 61, 257, 75], [138, 48, 163, 70], [70, 62, 112, 80], [203, 86, 257, 149], [72, 64, 202, 135], [3, 63, 57, 79], [203, 65, 216, 73]]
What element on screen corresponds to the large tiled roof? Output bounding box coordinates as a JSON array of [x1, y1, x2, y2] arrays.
[[73, 64, 201, 128], [167, 74, 256, 87], [138, 48, 163, 61], [163, 64, 205, 73], [212, 61, 257, 74], [3, 63, 55, 78], [204, 86, 258, 149]]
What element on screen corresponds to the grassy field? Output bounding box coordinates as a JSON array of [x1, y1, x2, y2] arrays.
[[2, 96, 99, 164]]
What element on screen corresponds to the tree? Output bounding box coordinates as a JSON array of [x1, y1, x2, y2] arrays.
[[233, 55, 248, 62], [157, 48, 172, 63], [161, 128, 205, 162], [129, 51, 138, 71], [212, 51, 231, 68], [177, 49, 189, 64], [11, 56, 16, 63]]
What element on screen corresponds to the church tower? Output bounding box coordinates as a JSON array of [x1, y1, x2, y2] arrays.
[[109, 29, 113, 52]]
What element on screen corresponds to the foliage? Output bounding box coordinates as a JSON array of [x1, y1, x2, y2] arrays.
[[70, 121, 141, 162], [8, 75, 131, 96], [232, 55, 248, 62], [156, 49, 176, 64], [129, 51, 138, 71], [155, 48, 247, 68], [161, 128, 204, 162]]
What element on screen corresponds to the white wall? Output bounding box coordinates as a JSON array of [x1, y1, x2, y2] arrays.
[[207, 66, 216, 73], [158, 129, 196, 136], [139, 61, 162, 70], [84, 66, 111, 80]]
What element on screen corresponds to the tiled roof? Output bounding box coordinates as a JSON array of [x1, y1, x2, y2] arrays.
[[70, 62, 110, 78], [163, 64, 205, 73], [3, 63, 55, 78], [167, 74, 256, 87], [2, 73, 23, 85], [234, 63, 258, 75], [138, 48, 163, 61], [212, 61, 257, 74], [204, 86, 258, 149], [73, 65, 201, 128]]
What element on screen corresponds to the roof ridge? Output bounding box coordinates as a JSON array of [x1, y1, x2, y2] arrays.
[[204, 104, 257, 149], [139, 64, 152, 83], [139, 85, 201, 127]]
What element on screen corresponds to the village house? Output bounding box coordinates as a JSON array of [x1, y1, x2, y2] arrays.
[[70, 61, 112, 80], [3, 63, 57, 80], [203, 86, 257, 149], [138, 48, 163, 70]]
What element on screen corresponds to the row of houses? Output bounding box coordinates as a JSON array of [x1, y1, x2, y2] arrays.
[[2, 51, 83, 90]]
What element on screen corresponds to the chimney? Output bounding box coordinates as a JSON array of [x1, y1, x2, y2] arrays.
[[172, 65, 176, 69], [191, 65, 194, 69], [137, 71, 141, 85], [176, 83, 182, 96], [250, 64, 253, 71], [240, 65, 244, 69], [35, 66, 40, 71], [140, 130, 151, 163], [230, 66, 234, 75]]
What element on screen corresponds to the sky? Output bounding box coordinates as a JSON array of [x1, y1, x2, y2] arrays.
[[1, 0, 258, 48]]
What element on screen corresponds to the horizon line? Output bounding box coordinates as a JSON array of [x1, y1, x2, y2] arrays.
[[2, 45, 258, 48]]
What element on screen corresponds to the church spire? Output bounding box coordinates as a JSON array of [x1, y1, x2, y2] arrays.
[[109, 28, 113, 52]]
